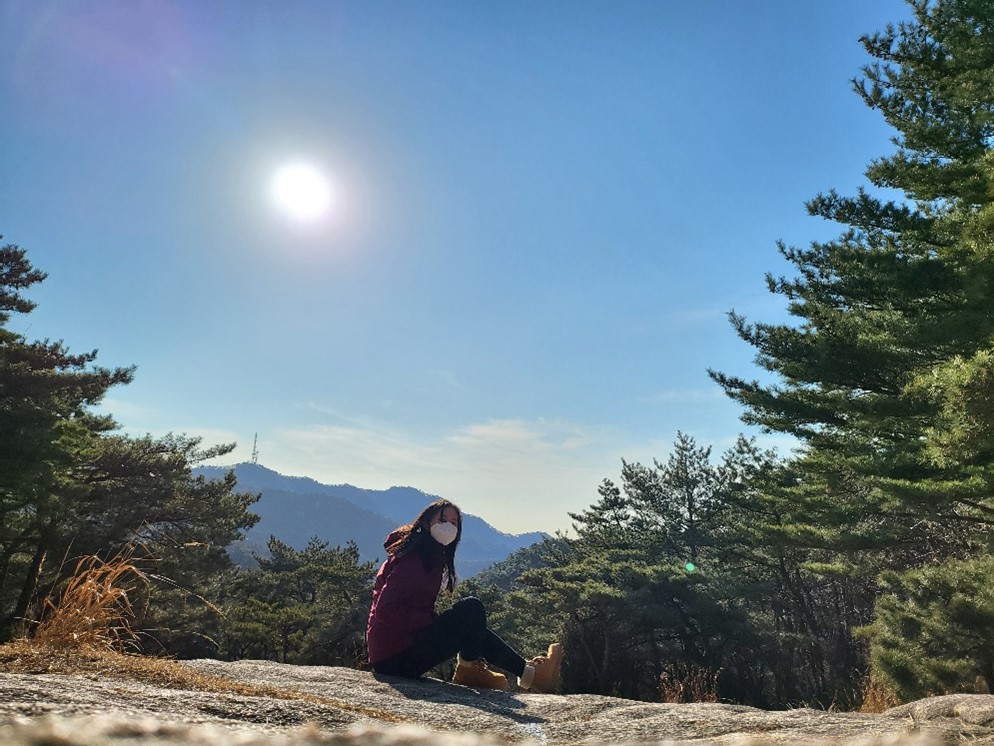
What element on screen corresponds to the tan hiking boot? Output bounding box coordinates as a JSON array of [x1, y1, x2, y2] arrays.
[[526, 642, 563, 693], [453, 658, 508, 690]]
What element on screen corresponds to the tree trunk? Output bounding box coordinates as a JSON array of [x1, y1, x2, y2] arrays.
[[11, 542, 48, 638], [982, 658, 994, 695], [600, 627, 612, 693], [0, 549, 10, 594]]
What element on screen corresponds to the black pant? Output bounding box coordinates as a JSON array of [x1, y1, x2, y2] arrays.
[[372, 597, 526, 679]]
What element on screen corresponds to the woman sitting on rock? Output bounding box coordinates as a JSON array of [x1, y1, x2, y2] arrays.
[[366, 498, 562, 692]]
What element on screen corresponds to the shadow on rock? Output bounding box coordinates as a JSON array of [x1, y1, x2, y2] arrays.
[[373, 673, 544, 724]]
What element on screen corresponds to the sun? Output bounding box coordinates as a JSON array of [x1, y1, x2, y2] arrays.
[[272, 163, 333, 221]]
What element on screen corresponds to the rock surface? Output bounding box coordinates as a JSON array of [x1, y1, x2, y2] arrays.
[[2, 659, 994, 745]]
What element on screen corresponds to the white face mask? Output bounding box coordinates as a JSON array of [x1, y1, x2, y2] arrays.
[[429, 521, 458, 546]]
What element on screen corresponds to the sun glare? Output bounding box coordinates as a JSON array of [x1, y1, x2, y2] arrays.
[[272, 163, 333, 221]]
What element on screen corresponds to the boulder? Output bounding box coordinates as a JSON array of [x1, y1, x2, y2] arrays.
[[2, 658, 994, 745]]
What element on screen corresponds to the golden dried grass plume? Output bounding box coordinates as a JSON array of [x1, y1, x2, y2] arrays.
[[858, 675, 901, 713], [659, 662, 720, 703], [32, 545, 148, 652]]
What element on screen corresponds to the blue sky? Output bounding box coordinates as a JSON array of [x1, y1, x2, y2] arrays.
[[1, 0, 910, 534]]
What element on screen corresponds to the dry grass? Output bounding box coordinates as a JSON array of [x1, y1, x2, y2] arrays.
[[32, 547, 147, 651], [0, 640, 406, 724], [659, 662, 720, 703], [858, 676, 902, 713], [4, 544, 406, 725]]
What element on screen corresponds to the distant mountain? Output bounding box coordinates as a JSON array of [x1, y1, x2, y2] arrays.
[[467, 535, 571, 592], [195, 463, 547, 578]]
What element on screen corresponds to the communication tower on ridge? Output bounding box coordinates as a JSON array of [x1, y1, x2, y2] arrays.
[[251, 433, 259, 465]]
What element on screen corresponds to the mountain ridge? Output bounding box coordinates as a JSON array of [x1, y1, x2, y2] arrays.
[[195, 462, 547, 578]]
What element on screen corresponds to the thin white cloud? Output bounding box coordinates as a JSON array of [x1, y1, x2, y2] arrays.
[[302, 401, 342, 417], [278, 423, 447, 473], [252, 418, 617, 534], [94, 397, 152, 425], [447, 419, 600, 454], [100, 417, 246, 460], [429, 368, 464, 390]]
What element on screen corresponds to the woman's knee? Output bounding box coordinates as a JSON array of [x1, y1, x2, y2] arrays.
[[452, 596, 486, 627]]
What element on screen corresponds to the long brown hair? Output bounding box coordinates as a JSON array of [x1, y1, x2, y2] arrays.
[[386, 499, 461, 592]]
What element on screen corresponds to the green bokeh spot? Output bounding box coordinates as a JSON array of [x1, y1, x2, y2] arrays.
[[684, 562, 696, 573]]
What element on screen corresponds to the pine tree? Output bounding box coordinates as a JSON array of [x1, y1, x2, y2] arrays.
[[709, 0, 994, 546], [219, 536, 375, 665], [861, 555, 994, 699], [0, 239, 260, 644], [0, 240, 134, 636]]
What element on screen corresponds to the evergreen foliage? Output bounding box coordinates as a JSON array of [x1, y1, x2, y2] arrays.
[[0, 239, 259, 647], [471, 435, 835, 707], [861, 555, 994, 700], [219, 536, 376, 665], [709, 0, 994, 540], [706, 0, 994, 698], [473, 3, 994, 705]]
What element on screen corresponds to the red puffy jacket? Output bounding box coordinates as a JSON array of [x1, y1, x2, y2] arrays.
[[366, 531, 445, 665]]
